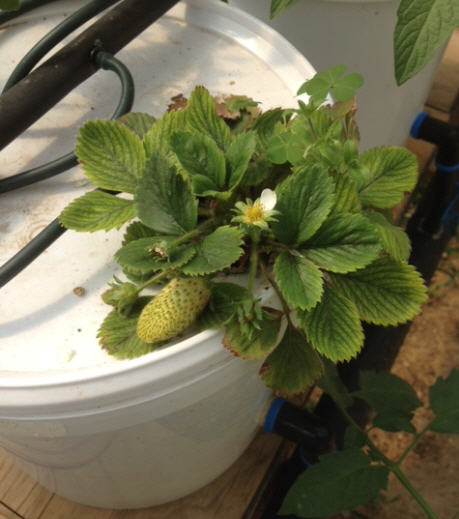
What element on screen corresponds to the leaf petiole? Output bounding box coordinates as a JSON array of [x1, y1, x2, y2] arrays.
[[395, 422, 431, 468], [166, 217, 219, 249], [327, 389, 440, 519], [389, 462, 439, 519], [247, 228, 260, 294], [135, 270, 172, 294]]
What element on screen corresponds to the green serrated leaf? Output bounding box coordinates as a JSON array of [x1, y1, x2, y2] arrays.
[[260, 325, 322, 396], [303, 213, 381, 274], [186, 86, 231, 149], [189, 175, 221, 197], [59, 191, 136, 232], [223, 95, 259, 114], [330, 258, 427, 326], [366, 212, 411, 262], [291, 109, 339, 145], [330, 174, 361, 214], [135, 155, 197, 235], [280, 448, 389, 517], [353, 371, 422, 433], [122, 221, 156, 246], [299, 283, 364, 362], [351, 147, 418, 208], [223, 315, 282, 359], [98, 298, 158, 359], [272, 167, 335, 245], [115, 237, 195, 274], [118, 112, 156, 138], [265, 132, 289, 165], [395, 0, 459, 85], [252, 108, 288, 149], [0, 0, 19, 11], [76, 120, 146, 194], [197, 282, 248, 330], [270, 0, 301, 18], [143, 110, 187, 159], [171, 130, 226, 191], [429, 370, 459, 433], [273, 250, 323, 311], [241, 155, 274, 187], [182, 226, 243, 275], [226, 131, 257, 189]]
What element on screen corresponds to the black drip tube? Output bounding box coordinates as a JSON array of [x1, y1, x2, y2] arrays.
[[264, 398, 331, 456]]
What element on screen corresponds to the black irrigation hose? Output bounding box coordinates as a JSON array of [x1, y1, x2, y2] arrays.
[[0, 0, 120, 193], [1, 0, 120, 92], [0, 49, 134, 193], [0, 51, 134, 288]]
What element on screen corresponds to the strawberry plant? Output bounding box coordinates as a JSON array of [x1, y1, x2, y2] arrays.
[[59, 67, 428, 396]]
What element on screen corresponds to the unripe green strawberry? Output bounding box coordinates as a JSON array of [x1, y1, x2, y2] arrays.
[[137, 277, 211, 344]]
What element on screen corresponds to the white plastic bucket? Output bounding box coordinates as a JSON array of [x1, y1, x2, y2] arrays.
[[229, 0, 445, 150], [0, 0, 316, 509]]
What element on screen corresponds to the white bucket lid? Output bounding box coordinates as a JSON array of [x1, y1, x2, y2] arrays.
[[0, 0, 315, 415]]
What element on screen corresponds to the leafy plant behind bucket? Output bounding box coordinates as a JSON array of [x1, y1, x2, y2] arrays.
[[280, 368, 459, 519], [60, 66, 427, 396], [268, 0, 459, 85]]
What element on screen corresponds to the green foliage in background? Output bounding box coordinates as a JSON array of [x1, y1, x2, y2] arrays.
[[281, 369, 459, 519], [269, 0, 459, 85]]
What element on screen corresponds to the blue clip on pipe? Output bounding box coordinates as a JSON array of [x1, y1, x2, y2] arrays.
[[410, 112, 429, 139], [264, 397, 286, 434]]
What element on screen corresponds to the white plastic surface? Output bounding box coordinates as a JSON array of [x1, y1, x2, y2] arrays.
[[0, 0, 315, 508], [229, 0, 444, 150]]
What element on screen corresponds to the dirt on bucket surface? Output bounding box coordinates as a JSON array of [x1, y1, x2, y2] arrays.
[[335, 238, 459, 519]]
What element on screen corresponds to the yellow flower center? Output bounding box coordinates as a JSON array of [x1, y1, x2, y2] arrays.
[[245, 201, 265, 223]]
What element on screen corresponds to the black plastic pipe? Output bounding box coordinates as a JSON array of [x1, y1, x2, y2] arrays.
[[264, 398, 331, 454], [0, 0, 180, 151]]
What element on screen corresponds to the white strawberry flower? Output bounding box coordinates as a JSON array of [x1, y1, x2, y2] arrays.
[[259, 188, 277, 211], [232, 188, 279, 230]]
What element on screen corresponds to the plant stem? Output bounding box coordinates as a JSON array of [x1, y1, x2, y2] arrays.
[[259, 260, 290, 316], [307, 116, 318, 140], [198, 207, 215, 218], [329, 398, 440, 519], [135, 270, 171, 294], [395, 422, 431, 468], [247, 229, 260, 294], [388, 462, 440, 519], [168, 218, 218, 249]]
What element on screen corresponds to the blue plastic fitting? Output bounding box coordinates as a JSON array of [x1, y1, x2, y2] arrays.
[[434, 160, 459, 174], [264, 397, 286, 434], [410, 112, 429, 139]]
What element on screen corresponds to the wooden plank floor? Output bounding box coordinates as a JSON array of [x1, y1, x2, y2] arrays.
[[1, 27, 458, 519]]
